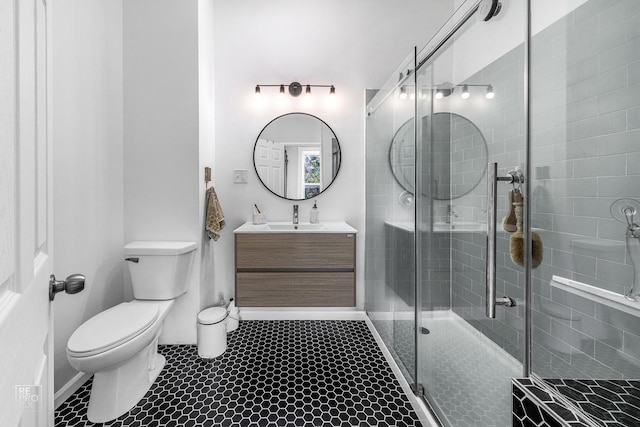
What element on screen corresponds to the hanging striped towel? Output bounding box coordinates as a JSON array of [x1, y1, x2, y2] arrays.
[[205, 186, 225, 241]]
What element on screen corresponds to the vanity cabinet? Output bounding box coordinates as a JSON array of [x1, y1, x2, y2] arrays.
[[234, 232, 356, 307]]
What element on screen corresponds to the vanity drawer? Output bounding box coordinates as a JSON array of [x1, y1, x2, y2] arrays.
[[235, 233, 355, 270], [236, 272, 355, 307]]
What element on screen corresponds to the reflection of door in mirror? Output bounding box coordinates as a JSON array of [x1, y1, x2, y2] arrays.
[[255, 138, 285, 197]]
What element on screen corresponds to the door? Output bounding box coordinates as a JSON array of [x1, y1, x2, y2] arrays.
[[415, 2, 527, 426], [364, 49, 418, 386], [255, 138, 285, 197], [0, 0, 54, 425]]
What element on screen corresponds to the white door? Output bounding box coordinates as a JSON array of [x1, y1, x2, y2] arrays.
[[0, 0, 54, 426], [255, 138, 285, 197]]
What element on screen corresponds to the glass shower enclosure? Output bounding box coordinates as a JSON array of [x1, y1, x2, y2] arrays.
[[366, 0, 640, 426]]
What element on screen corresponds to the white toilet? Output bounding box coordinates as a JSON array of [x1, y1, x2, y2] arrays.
[[67, 241, 196, 423]]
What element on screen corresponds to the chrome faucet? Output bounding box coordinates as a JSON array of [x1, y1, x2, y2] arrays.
[[293, 204, 299, 224], [446, 204, 458, 223]]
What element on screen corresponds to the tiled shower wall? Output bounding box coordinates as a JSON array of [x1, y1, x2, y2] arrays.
[[529, 0, 640, 379]]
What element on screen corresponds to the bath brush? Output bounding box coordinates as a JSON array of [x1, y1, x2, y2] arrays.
[[510, 201, 543, 268]]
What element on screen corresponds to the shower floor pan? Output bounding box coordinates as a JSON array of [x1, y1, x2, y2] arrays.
[[420, 311, 522, 427]]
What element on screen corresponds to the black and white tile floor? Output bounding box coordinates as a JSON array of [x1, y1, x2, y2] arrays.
[[55, 320, 423, 427]]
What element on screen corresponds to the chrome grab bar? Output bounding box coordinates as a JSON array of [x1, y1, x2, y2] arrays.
[[486, 162, 517, 318]]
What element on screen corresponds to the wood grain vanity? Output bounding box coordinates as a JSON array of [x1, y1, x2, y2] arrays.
[[234, 222, 357, 307]]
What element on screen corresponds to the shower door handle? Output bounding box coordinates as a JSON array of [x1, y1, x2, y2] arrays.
[[486, 162, 516, 318]]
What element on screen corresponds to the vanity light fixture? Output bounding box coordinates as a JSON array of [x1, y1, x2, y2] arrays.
[[455, 83, 494, 100], [395, 83, 494, 101], [254, 82, 336, 97], [432, 83, 495, 100]]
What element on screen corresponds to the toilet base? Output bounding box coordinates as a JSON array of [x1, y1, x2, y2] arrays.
[[86, 339, 165, 423]]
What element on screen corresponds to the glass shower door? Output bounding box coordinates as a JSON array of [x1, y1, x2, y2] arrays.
[[415, 3, 527, 426], [365, 51, 418, 385]]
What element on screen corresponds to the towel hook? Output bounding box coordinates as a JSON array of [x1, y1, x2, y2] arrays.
[[506, 167, 524, 193], [204, 167, 212, 187]]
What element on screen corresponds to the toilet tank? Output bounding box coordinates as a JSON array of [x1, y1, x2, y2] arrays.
[[124, 241, 196, 300]]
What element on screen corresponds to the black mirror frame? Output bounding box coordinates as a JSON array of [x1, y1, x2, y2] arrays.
[[388, 112, 487, 200], [253, 112, 342, 201]]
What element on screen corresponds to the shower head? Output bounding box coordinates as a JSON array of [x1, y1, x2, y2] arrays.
[[610, 198, 640, 227]]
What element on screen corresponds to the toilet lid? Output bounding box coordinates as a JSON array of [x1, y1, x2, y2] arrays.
[[68, 302, 159, 356]]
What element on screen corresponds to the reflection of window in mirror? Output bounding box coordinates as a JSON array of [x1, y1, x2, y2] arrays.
[[301, 150, 321, 199]]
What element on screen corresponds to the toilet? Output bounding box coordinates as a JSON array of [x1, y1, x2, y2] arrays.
[[67, 241, 196, 423]]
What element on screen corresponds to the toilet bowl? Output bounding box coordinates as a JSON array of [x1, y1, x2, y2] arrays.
[[67, 241, 195, 423]]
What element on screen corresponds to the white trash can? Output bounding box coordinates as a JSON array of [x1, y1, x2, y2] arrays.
[[197, 306, 228, 359]]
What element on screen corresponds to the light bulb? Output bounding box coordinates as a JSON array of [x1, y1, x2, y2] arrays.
[[330, 85, 336, 95], [485, 85, 495, 99], [279, 85, 285, 96], [399, 86, 407, 100], [255, 85, 261, 96], [461, 84, 470, 99], [435, 90, 443, 100], [305, 85, 311, 96]]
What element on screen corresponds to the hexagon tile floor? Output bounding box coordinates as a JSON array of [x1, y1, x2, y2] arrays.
[[55, 320, 423, 427]]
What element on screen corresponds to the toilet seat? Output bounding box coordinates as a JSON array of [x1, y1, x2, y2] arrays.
[[68, 302, 159, 357]]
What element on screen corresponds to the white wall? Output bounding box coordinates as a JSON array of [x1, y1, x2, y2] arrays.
[[447, 0, 589, 84], [123, 0, 204, 343], [213, 0, 454, 309], [199, 0, 217, 309], [52, 0, 124, 391]]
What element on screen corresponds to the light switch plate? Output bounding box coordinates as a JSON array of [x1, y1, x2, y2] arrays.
[[233, 169, 248, 184]]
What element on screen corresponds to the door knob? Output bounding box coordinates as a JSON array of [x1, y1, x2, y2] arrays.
[[49, 274, 85, 301]]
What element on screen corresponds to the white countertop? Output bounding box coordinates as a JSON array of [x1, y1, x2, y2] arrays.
[[234, 221, 358, 234], [384, 220, 486, 233]]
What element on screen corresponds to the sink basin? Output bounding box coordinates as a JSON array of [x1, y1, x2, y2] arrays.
[[433, 221, 486, 232], [234, 221, 357, 234], [267, 223, 325, 231]]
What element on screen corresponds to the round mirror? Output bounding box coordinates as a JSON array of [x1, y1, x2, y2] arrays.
[[254, 113, 341, 200], [389, 113, 487, 200]]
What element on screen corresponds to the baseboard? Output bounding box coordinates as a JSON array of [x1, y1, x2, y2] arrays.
[[54, 372, 91, 409], [238, 308, 367, 321], [364, 317, 440, 427]]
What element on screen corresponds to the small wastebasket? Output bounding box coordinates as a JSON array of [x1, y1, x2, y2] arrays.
[[197, 306, 228, 359]]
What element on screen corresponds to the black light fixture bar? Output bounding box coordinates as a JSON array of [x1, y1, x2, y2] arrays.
[[254, 81, 336, 97]]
